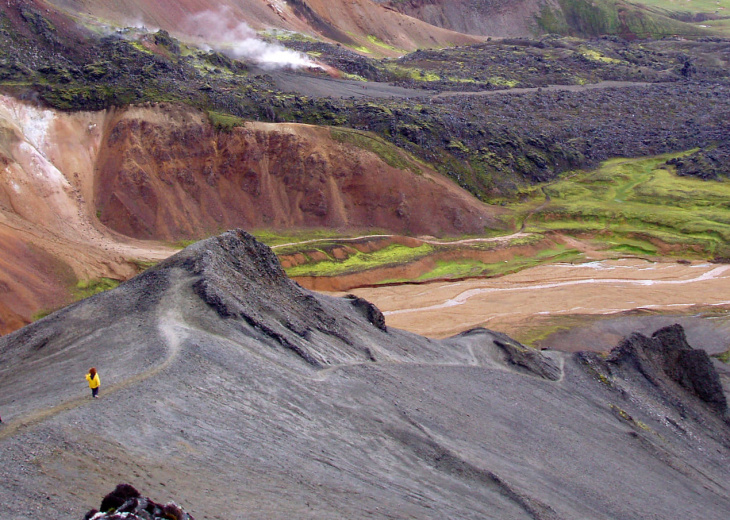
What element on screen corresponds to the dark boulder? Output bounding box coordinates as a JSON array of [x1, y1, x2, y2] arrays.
[[98, 484, 140, 514], [346, 294, 388, 332], [86, 485, 193, 520], [608, 324, 727, 416]]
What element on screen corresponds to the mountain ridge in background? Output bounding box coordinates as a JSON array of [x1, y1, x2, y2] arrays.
[[45, 0, 482, 55], [379, 0, 719, 38]]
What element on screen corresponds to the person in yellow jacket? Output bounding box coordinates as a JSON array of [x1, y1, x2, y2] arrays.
[[86, 367, 100, 398]]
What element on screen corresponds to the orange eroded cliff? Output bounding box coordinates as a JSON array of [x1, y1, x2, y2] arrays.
[[0, 98, 498, 332]]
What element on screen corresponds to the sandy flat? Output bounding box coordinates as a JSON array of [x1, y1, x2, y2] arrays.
[[334, 259, 730, 339]]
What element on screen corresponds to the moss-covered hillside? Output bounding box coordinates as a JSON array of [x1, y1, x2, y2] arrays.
[[537, 0, 714, 38]]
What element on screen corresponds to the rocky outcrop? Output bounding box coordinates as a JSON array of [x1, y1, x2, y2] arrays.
[[84, 484, 194, 520], [456, 327, 561, 380], [174, 229, 385, 368], [346, 294, 387, 332], [608, 324, 728, 416], [667, 143, 730, 181]]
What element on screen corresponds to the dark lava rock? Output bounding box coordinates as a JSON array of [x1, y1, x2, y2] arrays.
[[99, 483, 141, 514], [609, 324, 728, 416], [85, 484, 193, 520], [457, 328, 561, 381], [346, 294, 387, 332], [163, 229, 392, 368], [666, 143, 730, 180]]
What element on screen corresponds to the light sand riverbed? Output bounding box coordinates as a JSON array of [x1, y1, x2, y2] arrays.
[[331, 259, 730, 346]]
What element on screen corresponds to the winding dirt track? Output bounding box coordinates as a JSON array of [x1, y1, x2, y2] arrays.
[[272, 72, 656, 100], [270, 231, 529, 250], [432, 80, 654, 99], [335, 258, 730, 340]]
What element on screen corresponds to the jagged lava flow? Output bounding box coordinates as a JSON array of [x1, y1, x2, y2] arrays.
[[1, 231, 730, 519]]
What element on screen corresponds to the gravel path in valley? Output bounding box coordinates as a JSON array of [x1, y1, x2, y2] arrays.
[[271, 71, 657, 99]]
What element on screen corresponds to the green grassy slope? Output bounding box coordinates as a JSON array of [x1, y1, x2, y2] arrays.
[[537, 0, 719, 37], [273, 151, 730, 284], [518, 152, 730, 259], [630, 0, 730, 18]]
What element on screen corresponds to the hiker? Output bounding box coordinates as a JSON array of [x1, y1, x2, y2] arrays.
[[86, 367, 100, 398]]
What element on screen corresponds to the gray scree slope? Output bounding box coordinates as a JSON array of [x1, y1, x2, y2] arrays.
[[1, 230, 729, 519]]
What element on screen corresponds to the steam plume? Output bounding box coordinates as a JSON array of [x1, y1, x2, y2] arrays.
[[186, 8, 319, 70]]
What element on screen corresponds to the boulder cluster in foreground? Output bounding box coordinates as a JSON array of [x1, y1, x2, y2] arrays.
[[84, 484, 194, 520]]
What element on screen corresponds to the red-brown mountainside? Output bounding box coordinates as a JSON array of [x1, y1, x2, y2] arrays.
[[0, 97, 498, 333], [0, 96, 175, 334], [95, 104, 499, 241], [47, 0, 480, 55]]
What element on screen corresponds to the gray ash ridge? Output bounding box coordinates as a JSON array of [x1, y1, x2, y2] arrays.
[[0, 230, 729, 519]]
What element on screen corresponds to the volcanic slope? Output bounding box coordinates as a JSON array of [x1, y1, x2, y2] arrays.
[[93, 104, 498, 241], [377, 0, 551, 37], [1, 230, 729, 519], [0, 96, 175, 334], [46, 0, 480, 54]]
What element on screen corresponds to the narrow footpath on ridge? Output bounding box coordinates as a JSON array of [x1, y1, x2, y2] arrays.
[[0, 289, 188, 442]]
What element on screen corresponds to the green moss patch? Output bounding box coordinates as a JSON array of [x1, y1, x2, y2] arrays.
[[128, 258, 158, 271], [714, 350, 730, 364], [207, 111, 246, 131], [366, 35, 405, 54], [331, 128, 422, 174], [285, 243, 435, 278], [520, 152, 730, 259], [73, 278, 120, 300]]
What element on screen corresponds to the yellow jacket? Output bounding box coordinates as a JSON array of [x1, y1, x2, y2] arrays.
[[86, 373, 100, 389]]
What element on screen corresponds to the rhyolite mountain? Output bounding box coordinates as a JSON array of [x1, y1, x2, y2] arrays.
[[49, 0, 719, 41], [1, 230, 729, 519], [45, 0, 481, 55]]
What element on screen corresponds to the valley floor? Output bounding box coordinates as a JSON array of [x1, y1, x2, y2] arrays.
[[333, 257, 730, 350]]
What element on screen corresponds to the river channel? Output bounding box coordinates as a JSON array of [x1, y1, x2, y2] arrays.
[[336, 258, 730, 353]]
